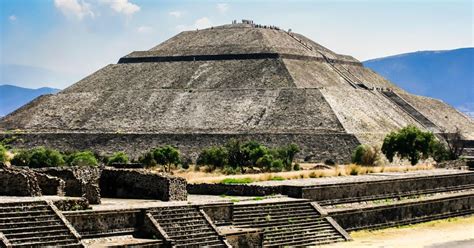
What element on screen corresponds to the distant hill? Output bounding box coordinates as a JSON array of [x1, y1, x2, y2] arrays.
[[0, 85, 60, 117], [363, 48, 473, 118]]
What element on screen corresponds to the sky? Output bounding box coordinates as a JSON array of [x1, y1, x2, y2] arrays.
[[0, 0, 473, 89]]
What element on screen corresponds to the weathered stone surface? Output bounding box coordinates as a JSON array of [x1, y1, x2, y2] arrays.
[[1, 22, 472, 162], [34, 166, 102, 204], [33, 171, 65, 196], [0, 168, 42, 196], [100, 168, 187, 201]]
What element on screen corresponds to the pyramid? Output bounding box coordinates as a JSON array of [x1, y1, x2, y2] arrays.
[[1, 21, 473, 162]]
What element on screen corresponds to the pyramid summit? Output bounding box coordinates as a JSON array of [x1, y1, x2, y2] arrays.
[[1, 20, 473, 162]]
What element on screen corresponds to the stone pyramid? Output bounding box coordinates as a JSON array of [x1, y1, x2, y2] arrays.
[[1, 21, 473, 162]]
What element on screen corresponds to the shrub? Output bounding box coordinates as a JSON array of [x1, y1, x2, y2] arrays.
[[221, 177, 254, 184], [348, 164, 360, 175], [28, 147, 65, 168], [256, 154, 274, 171], [197, 146, 228, 171], [430, 140, 450, 163], [0, 145, 7, 165], [66, 151, 98, 167], [11, 149, 32, 167], [352, 145, 383, 166], [225, 139, 247, 169], [293, 163, 300, 171], [107, 151, 129, 165], [139, 152, 156, 168], [152, 145, 181, 172], [382, 125, 436, 165], [324, 159, 336, 166], [270, 159, 284, 172], [272, 143, 300, 170]]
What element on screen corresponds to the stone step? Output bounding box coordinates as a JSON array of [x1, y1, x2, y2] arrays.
[[169, 230, 216, 239], [151, 212, 202, 220], [154, 216, 207, 225], [0, 201, 49, 208], [233, 214, 320, 226], [0, 223, 64, 234], [5, 228, 70, 239], [163, 222, 209, 232], [10, 238, 80, 247], [0, 205, 49, 213], [9, 233, 75, 243], [0, 215, 57, 225], [0, 209, 53, 217], [265, 227, 337, 240], [173, 237, 223, 247], [0, 217, 62, 231], [232, 208, 317, 220], [264, 223, 335, 237]]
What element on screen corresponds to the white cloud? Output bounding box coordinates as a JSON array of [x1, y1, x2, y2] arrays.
[[169, 11, 182, 18], [54, 0, 94, 20], [8, 15, 17, 22], [175, 17, 212, 32], [216, 3, 229, 14], [137, 26, 152, 34], [194, 17, 212, 29], [101, 0, 140, 17]]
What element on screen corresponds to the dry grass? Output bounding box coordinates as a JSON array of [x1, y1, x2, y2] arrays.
[[174, 164, 434, 184]]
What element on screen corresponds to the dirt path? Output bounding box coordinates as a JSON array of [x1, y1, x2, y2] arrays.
[[322, 215, 474, 248]]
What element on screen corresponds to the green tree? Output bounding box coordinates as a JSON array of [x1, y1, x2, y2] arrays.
[[11, 149, 32, 167], [256, 154, 274, 171], [107, 151, 129, 165], [139, 152, 156, 168], [28, 147, 65, 168], [225, 139, 247, 169], [66, 151, 98, 167], [197, 146, 228, 171], [153, 145, 181, 172], [382, 125, 436, 165]]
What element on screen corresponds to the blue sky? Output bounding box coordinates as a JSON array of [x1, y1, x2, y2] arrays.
[[1, 0, 473, 88]]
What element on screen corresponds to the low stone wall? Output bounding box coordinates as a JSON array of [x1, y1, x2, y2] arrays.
[[53, 198, 89, 211], [286, 172, 474, 204], [34, 166, 102, 204], [64, 209, 142, 238], [34, 172, 65, 196], [201, 203, 233, 225], [330, 192, 474, 231], [100, 168, 187, 201], [219, 227, 263, 248], [0, 168, 41, 196], [188, 183, 282, 196]]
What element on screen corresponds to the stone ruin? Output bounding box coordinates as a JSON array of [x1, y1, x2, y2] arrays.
[[1, 21, 472, 163], [0, 166, 188, 203]]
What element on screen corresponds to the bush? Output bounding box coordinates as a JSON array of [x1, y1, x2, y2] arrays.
[[107, 151, 129, 165], [11, 149, 32, 167], [270, 159, 284, 172], [153, 145, 181, 172], [256, 154, 274, 171], [197, 146, 228, 171], [382, 125, 436, 165], [352, 145, 383, 166], [0, 145, 7, 165], [66, 151, 98, 167], [28, 147, 65, 168]]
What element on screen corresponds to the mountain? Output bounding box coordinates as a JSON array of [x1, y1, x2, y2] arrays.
[[0, 85, 60, 117], [363, 48, 474, 118]]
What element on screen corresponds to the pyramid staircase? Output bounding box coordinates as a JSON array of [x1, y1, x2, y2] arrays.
[[380, 90, 439, 131], [148, 206, 229, 248], [231, 200, 351, 247], [0, 201, 83, 247]]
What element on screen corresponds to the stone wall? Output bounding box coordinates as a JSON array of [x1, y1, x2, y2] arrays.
[[34, 166, 102, 204], [435, 160, 467, 169], [100, 168, 187, 201], [188, 183, 282, 197], [287, 172, 474, 205], [330, 193, 474, 231], [200, 203, 233, 225], [219, 227, 263, 248], [2, 132, 359, 163], [0, 168, 41, 196], [33, 172, 65, 196], [64, 209, 141, 238]]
